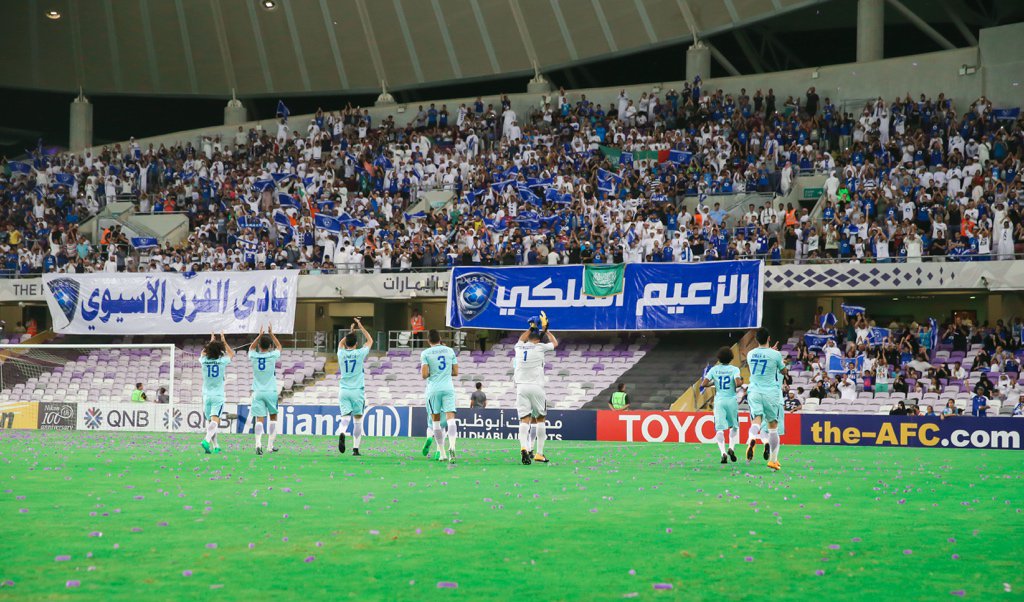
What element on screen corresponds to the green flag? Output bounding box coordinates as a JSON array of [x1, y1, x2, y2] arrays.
[[583, 264, 625, 298]]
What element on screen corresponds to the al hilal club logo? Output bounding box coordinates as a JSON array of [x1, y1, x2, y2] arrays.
[[83, 407, 103, 429], [46, 278, 81, 324], [454, 272, 497, 322]]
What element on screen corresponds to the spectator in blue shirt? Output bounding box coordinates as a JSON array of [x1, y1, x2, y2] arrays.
[[971, 387, 990, 417]]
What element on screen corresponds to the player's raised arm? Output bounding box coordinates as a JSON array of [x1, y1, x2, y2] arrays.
[[249, 326, 265, 351], [354, 317, 373, 349], [221, 331, 235, 359], [267, 324, 282, 352], [545, 330, 558, 349]]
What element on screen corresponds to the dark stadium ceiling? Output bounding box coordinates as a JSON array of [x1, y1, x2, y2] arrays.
[[0, 0, 833, 97], [0, 0, 1020, 99]]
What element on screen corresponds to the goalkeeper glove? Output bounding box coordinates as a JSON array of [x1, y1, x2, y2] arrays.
[[539, 311, 549, 331]]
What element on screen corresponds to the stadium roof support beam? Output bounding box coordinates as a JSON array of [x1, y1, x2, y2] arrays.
[[675, 0, 702, 41], [857, 0, 884, 62], [884, 0, 958, 50], [734, 29, 765, 73], [708, 44, 742, 77], [941, 0, 979, 46]]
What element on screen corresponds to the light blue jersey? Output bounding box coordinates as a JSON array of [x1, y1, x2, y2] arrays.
[[706, 364, 740, 401], [746, 347, 785, 393], [420, 345, 457, 393], [249, 350, 281, 393], [338, 347, 370, 390], [200, 356, 231, 399]]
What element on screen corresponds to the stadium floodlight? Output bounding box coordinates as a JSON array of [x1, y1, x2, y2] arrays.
[[45, 10, 61, 20], [262, 0, 277, 9]]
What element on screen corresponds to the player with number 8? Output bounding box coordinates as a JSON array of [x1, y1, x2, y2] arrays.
[[249, 325, 283, 455]]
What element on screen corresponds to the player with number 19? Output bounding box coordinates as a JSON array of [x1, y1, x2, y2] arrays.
[[199, 331, 234, 454], [702, 346, 743, 464], [337, 317, 374, 456]]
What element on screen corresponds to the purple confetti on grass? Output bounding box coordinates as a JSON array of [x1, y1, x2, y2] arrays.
[[1, 580, 13, 587], [205, 543, 218, 549], [653, 583, 673, 590], [369, 530, 380, 535], [828, 545, 840, 550], [437, 582, 458, 589], [55, 555, 71, 562], [665, 528, 672, 534], [951, 554, 960, 560], [950, 590, 965, 597], [903, 549, 913, 555], [248, 543, 256, 549], [948, 538, 956, 543], [851, 537, 861, 543], [628, 569, 636, 576], [304, 556, 315, 563], [182, 570, 193, 577], [744, 556, 754, 562], [315, 542, 323, 547], [443, 528, 455, 535], [66, 581, 80, 588]]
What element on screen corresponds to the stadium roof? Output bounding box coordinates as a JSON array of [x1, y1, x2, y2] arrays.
[[0, 0, 828, 98]]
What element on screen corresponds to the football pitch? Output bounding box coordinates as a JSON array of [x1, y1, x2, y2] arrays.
[[1, 431, 1019, 601]]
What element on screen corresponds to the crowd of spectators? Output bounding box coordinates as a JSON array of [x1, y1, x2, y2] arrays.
[[784, 307, 1024, 416], [0, 80, 1022, 275]]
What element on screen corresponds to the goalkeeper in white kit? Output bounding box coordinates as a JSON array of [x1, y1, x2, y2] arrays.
[[514, 311, 558, 465]]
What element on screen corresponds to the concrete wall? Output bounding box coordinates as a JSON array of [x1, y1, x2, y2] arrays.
[[84, 23, 1024, 155]]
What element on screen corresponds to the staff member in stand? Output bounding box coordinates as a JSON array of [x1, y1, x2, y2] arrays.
[[609, 383, 630, 411], [410, 308, 425, 348]]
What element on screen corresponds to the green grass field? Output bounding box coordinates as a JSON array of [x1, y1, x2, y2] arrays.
[[1, 431, 1020, 601]]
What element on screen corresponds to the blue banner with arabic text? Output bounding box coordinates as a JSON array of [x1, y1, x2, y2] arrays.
[[42, 271, 299, 334], [446, 261, 763, 331]]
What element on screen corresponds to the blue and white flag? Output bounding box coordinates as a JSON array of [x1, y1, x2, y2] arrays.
[[252, 179, 275, 193], [54, 172, 76, 187], [130, 237, 159, 250], [619, 152, 633, 166], [668, 149, 692, 165], [403, 211, 427, 221], [271, 172, 294, 184], [828, 354, 865, 375], [821, 312, 837, 329], [927, 317, 939, 349], [273, 212, 292, 229], [483, 218, 507, 232], [841, 303, 866, 316], [804, 332, 835, 351], [276, 100, 290, 119], [314, 214, 341, 233], [490, 179, 514, 194], [237, 216, 265, 230], [9, 161, 32, 176], [517, 185, 541, 205], [276, 192, 300, 209], [992, 108, 1020, 120], [867, 327, 890, 346]]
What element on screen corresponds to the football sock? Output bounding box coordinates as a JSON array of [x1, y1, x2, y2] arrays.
[[339, 415, 352, 435], [729, 427, 740, 450], [518, 421, 531, 451], [529, 424, 537, 449], [535, 421, 547, 456], [268, 418, 279, 449], [768, 429, 780, 461], [352, 418, 363, 449], [748, 423, 761, 443], [715, 431, 727, 454], [254, 420, 264, 449], [204, 420, 217, 443], [446, 419, 458, 450], [431, 421, 446, 459]]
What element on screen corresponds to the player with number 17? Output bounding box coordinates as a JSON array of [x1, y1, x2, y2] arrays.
[[337, 317, 374, 456]]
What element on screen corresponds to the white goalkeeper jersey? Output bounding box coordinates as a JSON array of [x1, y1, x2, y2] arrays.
[[513, 341, 554, 386]]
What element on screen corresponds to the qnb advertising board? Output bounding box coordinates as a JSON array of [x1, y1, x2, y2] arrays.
[[42, 271, 298, 334], [446, 261, 763, 331]]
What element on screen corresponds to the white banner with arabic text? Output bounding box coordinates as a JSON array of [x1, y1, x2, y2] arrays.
[[42, 271, 299, 334]]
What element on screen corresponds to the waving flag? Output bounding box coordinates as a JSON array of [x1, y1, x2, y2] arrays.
[[9, 162, 32, 176], [619, 152, 633, 167], [314, 214, 341, 233], [271, 172, 294, 184], [130, 237, 159, 250], [276, 100, 290, 119], [804, 332, 835, 351], [668, 149, 692, 164], [276, 192, 300, 209], [403, 211, 427, 221], [867, 327, 890, 346], [840, 303, 866, 316], [517, 185, 541, 205], [820, 312, 837, 329], [273, 212, 292, 229], [237, 216, 265, 229], [54, 172, 76, 187], [490, 179, 514, 194], [828, 354, 865, 376], [252, 179, 275, 193]]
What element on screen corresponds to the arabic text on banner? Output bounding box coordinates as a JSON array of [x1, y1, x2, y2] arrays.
[[446, 261, 763, 331], [42, 271, 299, 334]]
